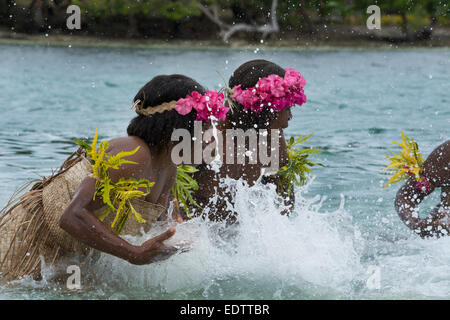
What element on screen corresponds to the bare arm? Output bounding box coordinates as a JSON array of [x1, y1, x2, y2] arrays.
[[394, 178, 449, 237], [60, 137, 178, 265], [60, 177, 177, 264], [395, 140, 450, 238]]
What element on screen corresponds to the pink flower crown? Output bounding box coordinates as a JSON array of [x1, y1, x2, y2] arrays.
[[231, 68, 307, 113], [133, 89, 230, 122], [175, 89, 230, 122]]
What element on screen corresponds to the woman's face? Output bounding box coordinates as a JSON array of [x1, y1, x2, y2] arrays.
[[270, 107, 293, 129]]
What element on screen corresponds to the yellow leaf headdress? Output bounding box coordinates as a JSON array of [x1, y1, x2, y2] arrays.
[[382, 131, 425, 189]]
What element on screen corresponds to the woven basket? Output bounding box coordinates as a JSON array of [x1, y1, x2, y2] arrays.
[[0, 150, 166, 281]]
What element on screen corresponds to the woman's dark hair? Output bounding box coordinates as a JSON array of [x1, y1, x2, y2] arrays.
[[228, 59, 286, 130], [127, 74, 206, 147]]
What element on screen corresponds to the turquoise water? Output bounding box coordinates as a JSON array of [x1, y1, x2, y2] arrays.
[[0, 43, 450, 299]]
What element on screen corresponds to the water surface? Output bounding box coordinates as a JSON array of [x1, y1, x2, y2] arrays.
[[0, 43, 449, 299]]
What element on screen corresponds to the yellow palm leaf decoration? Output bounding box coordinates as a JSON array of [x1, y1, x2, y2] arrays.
[[382, 131, 425, 189], [74, 129, 155, 234]]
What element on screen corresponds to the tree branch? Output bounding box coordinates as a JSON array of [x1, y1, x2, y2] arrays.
[[198, 0, 279, 42]]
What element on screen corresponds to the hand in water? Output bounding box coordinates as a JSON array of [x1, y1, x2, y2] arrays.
[[431, 205, 450, 221], [438, 209, 450, 224], [131, 208, 193, 265], [421, 206, 450, 237], [173, 239, 193, 253], [131, 227, 179, 265]]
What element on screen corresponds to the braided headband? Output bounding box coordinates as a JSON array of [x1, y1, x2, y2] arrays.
[[225, 68, 307, 114], [131, 68, 306, 121], [131, 89, 230, 122], [131, 100, 177, 116]]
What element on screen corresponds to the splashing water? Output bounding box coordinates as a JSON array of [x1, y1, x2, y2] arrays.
[[3, 176, 450, 300], [1, 45, 450, 299], [46, 178, 366, 299], [206, 117, 223, 173]]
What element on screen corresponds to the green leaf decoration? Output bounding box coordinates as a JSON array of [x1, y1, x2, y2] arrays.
[[278, 133, 323, 195], [74, 129, 155, 234], [74, 138, 92, 153], [172, 165, 200, 218]]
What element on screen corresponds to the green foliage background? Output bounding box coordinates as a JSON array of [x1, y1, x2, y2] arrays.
[[70, 0, 201, 20], [1, 0, 449, 39]]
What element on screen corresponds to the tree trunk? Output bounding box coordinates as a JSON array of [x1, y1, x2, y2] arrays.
[[415, 16, 437, 40], [198, 0, 279, 42], [0, 0, 13, 22], [127, 13, 138, 38], [299, 0, 314, 35], [400, 12, 409, 40], [29, 0, 50, 31], [416, 0, 438, 41]]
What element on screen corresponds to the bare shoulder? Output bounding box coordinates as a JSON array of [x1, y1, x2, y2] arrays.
[[108, 136, 150, 155], [423, 140, 450, 186], [427, 140, 450, 162], [432, 140, 450, 151], [106, 136, 152, 180]]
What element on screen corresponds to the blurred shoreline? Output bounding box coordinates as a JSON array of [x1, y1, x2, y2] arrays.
[[1, 28, 450, 50], [2, 1, 449, 51]]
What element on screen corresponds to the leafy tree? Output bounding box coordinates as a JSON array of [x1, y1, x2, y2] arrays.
[[71, 0, 201, 36], [353, 0, 449, 40], [1, 0, 449, 41], [71, 0, 201, 20], [0, 0, 14, 22], [352, 0, 414, 37]]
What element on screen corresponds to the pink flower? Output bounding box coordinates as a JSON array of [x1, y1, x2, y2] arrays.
[[174, 90, 229, 122], [416, 177, 431, 194], [233, 85, 259, 111], [232, 85, 243, 99], [175, 91, 206, 115], [209, 91, 230, 121], [258, 75, 274, 93], [260, 74, 285, 98], [175, 98, 194, 115], [231, 67, 307, 114], [284, 68, 306, 88]]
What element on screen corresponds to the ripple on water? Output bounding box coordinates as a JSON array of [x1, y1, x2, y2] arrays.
[[1, 45, 450, 299]]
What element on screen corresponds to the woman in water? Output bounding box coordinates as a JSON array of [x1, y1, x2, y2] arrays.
[[395, 140, 450, 238], [190, 59, 307, 221], [0, 74, 229, 280]]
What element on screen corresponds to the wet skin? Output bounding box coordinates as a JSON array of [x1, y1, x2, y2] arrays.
[[191, 107, 294, 220], [60, 136, 184, 265], [395, 140, 450, 238]]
